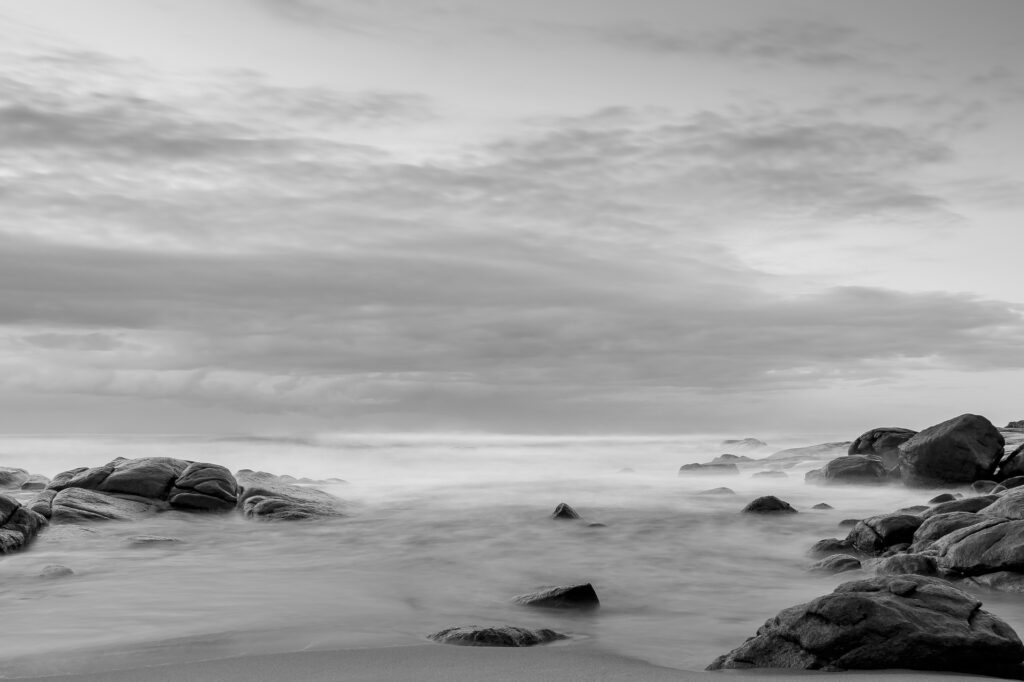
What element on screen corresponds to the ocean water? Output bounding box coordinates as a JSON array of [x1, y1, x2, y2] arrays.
[[2, 433, 1024, 678]]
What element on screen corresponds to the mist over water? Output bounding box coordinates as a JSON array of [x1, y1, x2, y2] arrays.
[[4, 433, 1024, 677]]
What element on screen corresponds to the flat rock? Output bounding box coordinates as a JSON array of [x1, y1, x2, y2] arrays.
[[236, 471, 345, 521], [752, 470, 787, 478], [848, 427, 917, 470], [513, 583, 599, 609], [898, 414, 1004, 487], [937, 519, 1024, 575], [428, 626, 567, 647], [49, 488, 162, 523], [707, 575, 1024, 676], [126, 535, 182, 547], [168, 462, 237, 512], [697, 487, 735, 496], [742, 496, 796, 514]]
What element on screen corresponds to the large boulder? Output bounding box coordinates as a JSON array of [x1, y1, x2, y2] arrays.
[[428, 626, 566, 647], [0, 494, 47, 554], [818, 455, 888, 485], [168, 462, 237, 512], [0, 467, 30, 489], [936, 518, 1024, 576], [235, 470, 345, 521], [848, 427, 917, 470], [845, 514, 922, 555], [707, 575, 1024, 676], [48, 488, 163, 523], [513, 583, 599, 609], [898, 414, 1004, 487]]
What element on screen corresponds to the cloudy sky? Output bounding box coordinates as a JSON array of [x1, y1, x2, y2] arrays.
[[1, 0, 1022, 436]]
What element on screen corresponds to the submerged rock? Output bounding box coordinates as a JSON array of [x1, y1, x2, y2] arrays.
[[678, 463, 739, 476], [707, 575, 1024, 676], [236, 470, 345, 521], [513, 583, 599, 609], [551, 502, 580, 520], [0, 495, 47, 554], [709, 454, 754, 465], [898, 414, 1004, 487], [808, 554, 861, 574], [819, 455, 888, 485], [428, 625, 566, 647], [812, 502, 833, 510], [928, 493, 958, 504], [753, 470, 787, 478], [848, 427, 917, 470], [742, 496, 796, 514], [721, 438, 767, 449], [697, 487, 735, 496], [846, 514, 922, 555], [126, 535, 182, 547], [809, 538, 853, 556]]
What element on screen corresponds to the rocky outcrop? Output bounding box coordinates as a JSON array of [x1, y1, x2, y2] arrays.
[[817, 455, 887, 485], [551, 502, 580, 520], [49, 488, 163, 523], [743, 496, 796, 513], [235, 470, 345, 521], [513, 583, 599, 609], [845, 514, 922, 555], [898, 414, 1004, 487], [848, 427, 917, 470], [0, 494, 47, 554], [428, 625, 566, 647], [168, 462, 237, 511], [1008, 420, 1024, 429], [707, 575, 1024, 676], [678, 463, 738, 475]]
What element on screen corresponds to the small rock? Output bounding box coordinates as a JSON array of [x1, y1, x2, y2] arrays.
[[126, 535, 182, 547], [839, 518, 860, 527], [678, 463, 739, 476], [38, 564, 74, 579], [697, 487, 735, 496], [551, 503, 580, 520], [753, 470, 787, 478], [513, 583, 599, 609], [742, 496, 796, 514], [428, 625, 567, 647], [812, 503, 833, 510], [809, 538, 852, 556], [928, 493, 957, 504], [874, 553, 938, 576]]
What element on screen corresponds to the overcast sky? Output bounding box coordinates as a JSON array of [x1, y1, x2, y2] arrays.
[[1, 0, 1022, 436]]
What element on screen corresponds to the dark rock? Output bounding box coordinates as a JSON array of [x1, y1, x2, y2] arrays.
[[809, 554, 861, 574], [936, 519, 1024, 575], [812, 503, 833, 510], [1003, 476, 1024, 491], [1000, 444, 1024, 480], [895, 505, 929, 515], [981, 488, 1024, 520], [428, 625, 567, 647], [880, 543, 912, 556], [848, 427, 917, 470], [809, 538, 852, 556], [912, 512, 989, 551], [706, 575, 1024, 676], [973, 480, 1000, 494], [846, 514, 923, 555], [551, 502, 580, 520], [0, 467, 30, 489], [709, 454, 755, 465], [922, 495, 998, 519], [1007, 420, 1024, 429], [0, 495, 47, 554], [769, 442, 852, 462], [898, 414, 1004, 487], [49, 488, 162, 523], [29, 490, 57, 519], [678, 463, 739, 475], [168, 462, 237, 512], [742, 496, 796, 514], [928, 493, 957, 504], [839, 519, 860, 528], [38, 564, 74, 579], [126, 535, 182, 547], [513, 583, 599, 609], [697, 487, 735, 496], [236, 470, 345, 521], [753, 470, 787, 478], [874, 553, 938, 576]]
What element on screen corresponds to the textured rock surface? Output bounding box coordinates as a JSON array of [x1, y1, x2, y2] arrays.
[[819, 455, 888, 485], [236, 470, 345, 521], [168, 462, 237, 512], [912, 512, 988, 551], [898, 414, 1005, 487], [551, 502, 580, 520], [1000, 444, 1024, 479], [49, 488, 163, 523], [0, 494, 47, 554], [982, 488, 1024, 520], [0, 467, 30, 489], [707, 575, 1024, 676], [513, 583, 599, 609], [678, 463, 738, 475], [848, 427, 917, 470], [873, 553, 938, 576], [922, 495, 997, 519], [808, 554, 861, 574], [846, 514, 922, 555], [428, 625, 567, 647], [742, 496, 796, 514]]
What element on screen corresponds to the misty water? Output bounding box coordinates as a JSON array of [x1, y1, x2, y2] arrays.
[[3, 433, 1024, 677]]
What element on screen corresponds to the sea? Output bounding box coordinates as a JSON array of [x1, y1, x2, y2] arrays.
[[1, 432, 1023, 678]]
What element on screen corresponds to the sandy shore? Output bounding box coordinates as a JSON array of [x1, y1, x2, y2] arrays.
[[16, 643, 1006, 682]]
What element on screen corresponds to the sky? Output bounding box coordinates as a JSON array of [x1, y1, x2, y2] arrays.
[[0, 0, 1022, 436]]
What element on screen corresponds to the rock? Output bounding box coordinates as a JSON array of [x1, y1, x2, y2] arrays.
[[967, 572, 1024, 592], [697, 487, 735, 496], [874, 553, 938, 576], [937, 519, 1024, 575], [236, 471, 345, 521], [848, 427, 918, 470], [126, 535, 182, 546], [1004, 476, 1024, 491], [0, 467, 30, 489], [973, 480, 1000, 494], [38, 564, 74, 579], [586, 522, 606, 528], [752, 470, 787, 478], [768, 442, 852, 462], [706, 575, 1024, 676], [981, 488, 1024, 520], [29, 490, 57, 519], [912, 512, 989, 551], [895, 505, 929, 515], [551, 502, 580, 520], [20, 474, 49, 491], [49, 488, 162, 523], [804, 469, 823, 484], [678, 463, 739, 475], [839, 519, 860, 528], [999, 443, 1024, 479], [168, 462, 237, 512], [742, 496, 796, 514], [881, 543, 912, 557], [709, 454, 755, 465], [809, 554, 861, 574], [846, 514, 923, 555], [513, 583, 599, 609], [428, 625, 567, 647], [722, 438, 767, 449], [809, 538, 853, 556], [0, 495, 47, 554], [898, 414, 1004, 487], [812, 503, 833, 510], [928, 493, 957, 504], [921, 495, 997, 519], [1007, 420, 1024, 429]]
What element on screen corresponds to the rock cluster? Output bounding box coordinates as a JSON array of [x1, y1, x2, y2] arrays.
[[0, 495, 47, 554]]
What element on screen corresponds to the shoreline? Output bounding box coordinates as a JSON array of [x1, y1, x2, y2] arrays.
[[11, 643, 1007, 682]]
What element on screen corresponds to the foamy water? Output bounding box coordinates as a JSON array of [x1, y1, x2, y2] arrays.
[[3, 434, 1024, 677]]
